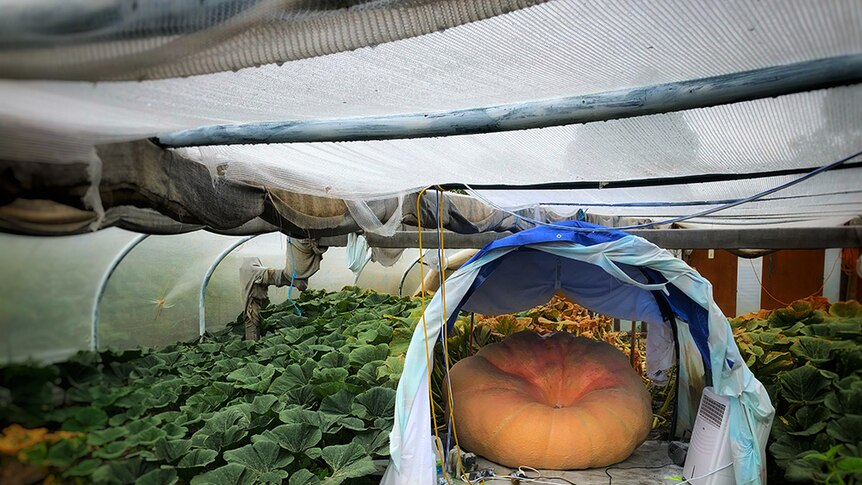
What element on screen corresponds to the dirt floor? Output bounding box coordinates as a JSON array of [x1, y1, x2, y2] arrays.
[[460, 440, 683, 485]]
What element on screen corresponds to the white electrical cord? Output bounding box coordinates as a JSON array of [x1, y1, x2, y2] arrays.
[[675, 462, 733, 484], [472, 461, 732, 485], [474, 475, 573, 485]]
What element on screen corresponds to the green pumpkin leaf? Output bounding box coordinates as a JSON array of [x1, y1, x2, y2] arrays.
[[829, 301, 862, 318], [378, 356, 404, 381], [94, 440, 130, 460], [162, 423, 188, 440], [44, 438, 88, 468], [127, 426, 167, 447], [769, 302, 815, 328], [135, 468, 178, 485], [787, 406, 831, 436], [284, 385, 316, 406], [318, 352, 349, 370], [190, 408, 249, 451], [227, 363, 277, 392], [770, 435, 814, 467], [289, 469, 321, 485], [258, 423, 322, 453], [176, 449, 219, 469], [62, 407, 108, 432], [778, 365, 834, 404], [313, 381, 346, 398], [65, 458, 102, 477], [789, 337, 854, 364], [825, 386, 862, 415], [184, 381, 235, 413], [352, 387, 396, 420], [827, 415, 862, 444], [356, 361, 384, 386], [344, 418, 369, 432], [348, 344, 389, 368], [269, 362, 315, 393], [148, 437, 188, 462], [320, 390, 355, 415], [88, 427, 128, 446], [248, 394, 281, 414], [354, 430, 390, 456], [279, 408, 344, 434], [118, 417, 153, 433], [784, 456, 827, 483], [92, 458, 155, 485], [321, 442, 377, 485], [224, 440, 293, 481], [312, 367, 349, 384], [189, 463, 251, 485], [388, 328, 413, 357]]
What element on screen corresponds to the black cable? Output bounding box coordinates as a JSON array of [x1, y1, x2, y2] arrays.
[[439, 159, 862, 191], [514, 469, 577, 485], [605, 463, 676, 485], [398, 256, 422, 296]]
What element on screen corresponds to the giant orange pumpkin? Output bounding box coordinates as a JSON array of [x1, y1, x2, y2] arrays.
[[447, 331, 652, 469]]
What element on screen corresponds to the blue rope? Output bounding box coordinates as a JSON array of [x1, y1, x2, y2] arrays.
[[286, 236, 302, 316]]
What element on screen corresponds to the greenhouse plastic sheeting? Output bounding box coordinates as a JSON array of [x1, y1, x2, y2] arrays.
[[98, 231, 244, 349], [0, 0, 542, 81], [1, 0, 860, 234], [204, 233, 294, 333], [206, 235, 424, 333], [0, 229, 138, 364]]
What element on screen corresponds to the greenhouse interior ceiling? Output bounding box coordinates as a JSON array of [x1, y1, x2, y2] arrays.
[[1, 1, 862, 485], [1, 0, 861, 238]]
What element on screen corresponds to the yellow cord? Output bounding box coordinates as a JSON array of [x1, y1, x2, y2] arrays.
[[747, 252, 841, 307], [435, 186, 471, 484], [416, 187, 453, 485]]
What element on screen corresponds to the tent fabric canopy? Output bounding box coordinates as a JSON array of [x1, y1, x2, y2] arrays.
[[385, 221, 774, 485]]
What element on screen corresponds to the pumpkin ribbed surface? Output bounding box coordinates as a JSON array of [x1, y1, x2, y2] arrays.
[[447, 331, 652, 469]]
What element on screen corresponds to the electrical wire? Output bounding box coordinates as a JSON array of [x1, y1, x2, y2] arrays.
[[674, 463, 734, 485], [436, 186, 472, 484], [604, 462, 676, 485], [398, 256, 423, 296], [464, 150, 862, 232], [479, 475, 577, 485], [480, 472, 577, 485], [415, 186, 453, 485], [604, 461, 732, 485], [536, 188, 862, 208], [747, 249, 842, 307], [516, 466, 577, 485]]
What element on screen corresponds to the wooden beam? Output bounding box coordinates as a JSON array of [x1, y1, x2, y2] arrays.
[[318, 226, 862, 250], [157, 55, 862, 146]]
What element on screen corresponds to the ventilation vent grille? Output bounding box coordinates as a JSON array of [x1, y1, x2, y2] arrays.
[[700, 394, 727, 429]]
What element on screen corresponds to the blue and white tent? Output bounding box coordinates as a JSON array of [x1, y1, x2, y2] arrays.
[[383, 221, 774, 485]]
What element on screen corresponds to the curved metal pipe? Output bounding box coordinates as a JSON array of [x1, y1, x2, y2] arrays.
[[157, 55, 862, 147], [92, 233, 149, 351], [199, 235, 258, 336]]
